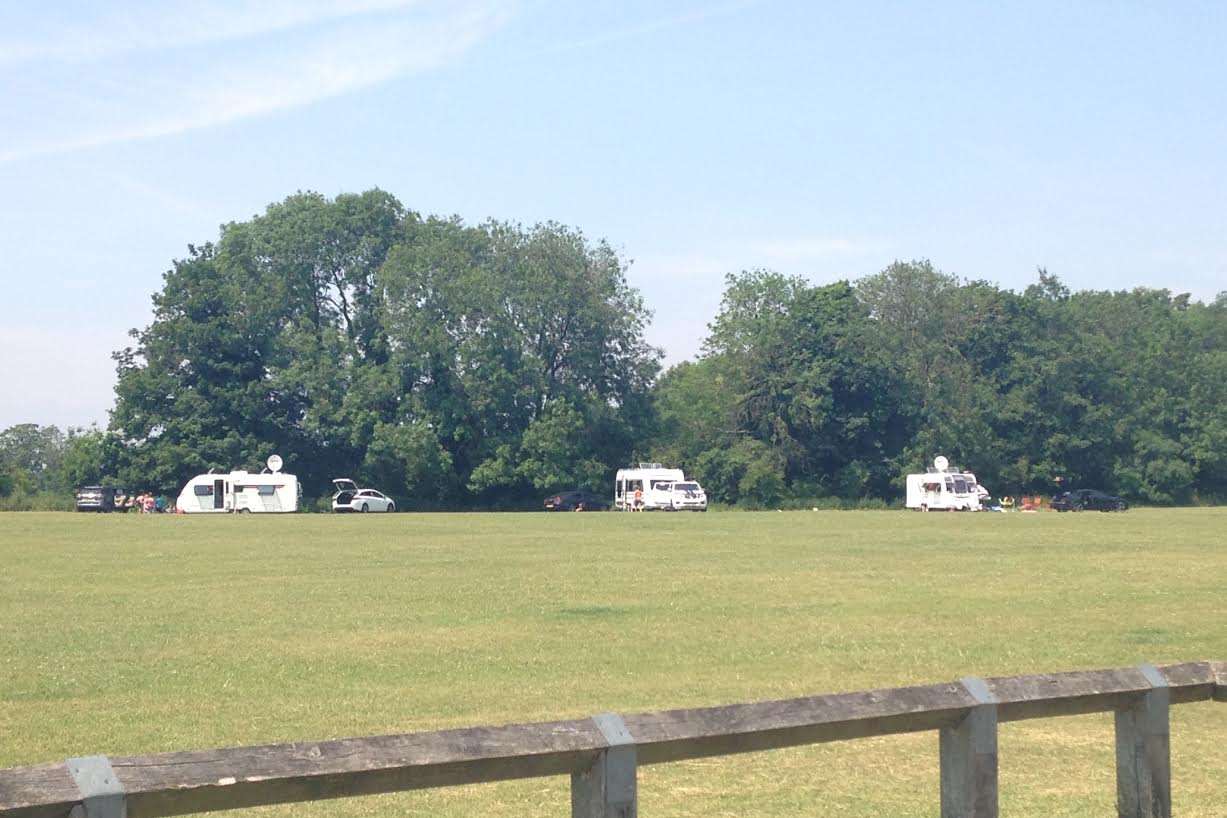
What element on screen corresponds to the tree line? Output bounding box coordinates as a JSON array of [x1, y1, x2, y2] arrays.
[[3, 190, 1224, 509]]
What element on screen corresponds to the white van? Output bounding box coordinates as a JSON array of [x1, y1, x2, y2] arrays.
[[660, 480, 708, 512], [905, 456, 977, 511], [614, 463, 685, 511], [176, 456, 301, 513]]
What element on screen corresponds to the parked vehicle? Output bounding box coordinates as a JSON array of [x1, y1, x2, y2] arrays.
[[614, 464, 686, 511], [74, 485, 117, 512], [331, 479, 396, 513], [177, 455, 301, 513], [1051, 489, 1128, 512], [905, 456, 979, 511], [659, 480, 708, 512], [543, 490, 610, 511]]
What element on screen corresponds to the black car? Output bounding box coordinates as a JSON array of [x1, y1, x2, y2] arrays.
[[1051, 489, 1128, 512], [543, 490, 610, 511]]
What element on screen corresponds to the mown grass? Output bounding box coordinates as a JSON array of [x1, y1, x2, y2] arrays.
[[1, 509, 1224, 816]]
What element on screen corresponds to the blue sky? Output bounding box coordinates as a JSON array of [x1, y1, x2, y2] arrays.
[[1, 1, 1225, 429]]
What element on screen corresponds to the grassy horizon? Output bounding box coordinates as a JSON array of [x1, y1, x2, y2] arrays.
[[2, 509, 1224, 816]]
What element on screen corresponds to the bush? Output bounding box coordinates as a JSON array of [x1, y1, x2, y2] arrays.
[[0, 490, 75, 511], [779, 495, 898, 511]]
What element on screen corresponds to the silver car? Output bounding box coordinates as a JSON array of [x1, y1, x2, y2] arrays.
[[331, 479, 396, 513]]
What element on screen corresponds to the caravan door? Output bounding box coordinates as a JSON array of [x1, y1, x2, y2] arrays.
[[213, 478, 227, 511]]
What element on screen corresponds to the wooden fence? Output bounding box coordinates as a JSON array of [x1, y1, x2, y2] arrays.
[[2, 661, 1223, 818]]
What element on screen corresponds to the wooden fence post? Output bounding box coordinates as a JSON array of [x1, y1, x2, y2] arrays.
[[940, 677, 999, 818], [1115, 664, 1170, 818], [571, 713, 637, 818]]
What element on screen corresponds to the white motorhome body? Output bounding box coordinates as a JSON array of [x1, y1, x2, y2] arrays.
[[963, 472, 989, 510], [905, 456, 978, 511], [614, 464, 685, 510], [177, 470, 301, 513]]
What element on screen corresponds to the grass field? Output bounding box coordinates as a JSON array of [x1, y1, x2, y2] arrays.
[[2, 509, 1224, 817]]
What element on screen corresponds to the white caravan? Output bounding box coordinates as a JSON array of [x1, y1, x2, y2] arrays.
[[905, 456, 979, 511], [614, 463, 685, 511], [176, 455, 301, 513]]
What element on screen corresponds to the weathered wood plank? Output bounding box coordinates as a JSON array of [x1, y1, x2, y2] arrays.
[[1212, 661, 1227, 703], [982, 662, 1215, 722], [624, 681, 976, 764], [1157, 661, 1217, 704], [0, 662, 1220, 818], [1, 720, 608, 818]]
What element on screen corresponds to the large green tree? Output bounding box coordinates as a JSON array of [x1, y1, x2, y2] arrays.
[[378, 219, 658, 503], [652, 271, 910, 505], [108, 192, 658, 505]]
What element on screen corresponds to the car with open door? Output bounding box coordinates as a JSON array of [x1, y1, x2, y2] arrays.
[[331, 479, 396, 513]]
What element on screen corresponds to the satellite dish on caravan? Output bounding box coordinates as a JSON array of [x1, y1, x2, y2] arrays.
[[266, 454, 283, 473], [933, 455, 949, 472]]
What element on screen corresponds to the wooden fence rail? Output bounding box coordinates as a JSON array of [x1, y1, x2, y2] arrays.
[[2, 661, 1223, 818]]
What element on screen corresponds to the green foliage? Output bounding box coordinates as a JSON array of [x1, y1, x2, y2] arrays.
[[0, 424, 67, 492], [0, 423, 116, 505], [106, 193, 659, 506], [651, 262, 1227, 505], [16, 190, 1217, 510], [653, 272, 912, 506], [0, 490, 74, 511]]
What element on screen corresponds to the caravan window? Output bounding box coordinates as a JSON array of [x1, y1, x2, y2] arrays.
[[953, 476, 969, 494], [193, 484, 213, 496], [944, 478, 954, 492], [650, 480, 672, 490], [258, 485, 276, 496], [616, 481, 624, 498]]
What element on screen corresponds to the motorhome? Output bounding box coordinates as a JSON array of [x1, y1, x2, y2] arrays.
[[905, 456, 978, 511], [614, 463, 685, 511], [176, 455, 301, 513]]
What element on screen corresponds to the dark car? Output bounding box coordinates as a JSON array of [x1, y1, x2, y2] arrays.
[[75, 485, 117, 512], [1051, 489, 1128, 512], [543, 490, 610, 512]]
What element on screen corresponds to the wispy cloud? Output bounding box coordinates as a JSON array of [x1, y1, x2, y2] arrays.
[[0, 1, 515, 162], [0, 1, 429, 64]]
